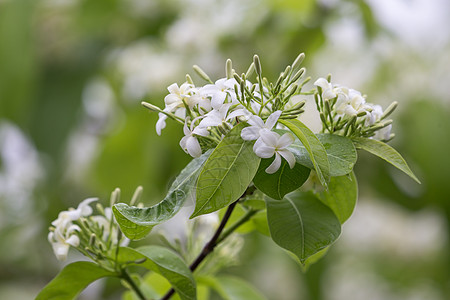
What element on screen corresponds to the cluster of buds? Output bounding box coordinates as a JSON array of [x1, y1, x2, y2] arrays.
[[48, 187, 142, 262], [143, 54, 310, 173], [314, 76, 397, 142]]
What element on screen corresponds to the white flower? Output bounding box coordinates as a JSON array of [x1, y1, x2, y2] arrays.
[[48, 215, 81, 261], [164, 82, 195, 111], [374, 124, 392, 141], [180, 120, 209, 158], [365, 104, 383, 126], [200, 78, 238, 109], [241, 110, 281, 141], [253, 130, 295, 174], [198, 104, 247, 128]]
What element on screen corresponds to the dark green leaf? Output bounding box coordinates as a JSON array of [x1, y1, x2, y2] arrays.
[[279, 119, 330, 187], [317, 172, 358, 224], [191, 123, 260, 218], [117, 246, 196, 300], [352, 137, 420, 183], [266, 191, 341, 263], [253, 159, 310, 200], [36, 262, 116, 300], [113, 150, 211, 240]]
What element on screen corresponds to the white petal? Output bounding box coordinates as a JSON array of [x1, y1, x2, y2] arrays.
[[265, 153, 282, 174], [241, 126, 261, 141], [179, 135, 189, 152], [186, 136, 202, 157], [265, 111, 282, 129], [167, 83, 179, 95], [183, 121, 190, 136], [254, 142, 275, 158], [53, 242, 70, 261], [278, 149, 296, 169], [277, 133, 294, 149], [226, 109, 246, 120], [65, 235, 80, 247], [314, 78, 330, 89], [156, 113, 167, 136], [77, 198, 97, 217], [247, 115, 264, 128], [259, 130, 280, 147], [193, 125, 209, 137]]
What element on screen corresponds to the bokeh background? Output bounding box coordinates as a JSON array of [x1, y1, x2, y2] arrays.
[[1, 0, 449, 299]]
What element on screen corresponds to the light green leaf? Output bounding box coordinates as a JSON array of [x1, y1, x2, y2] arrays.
[[113, 150, 211, 240], [352, 137, 420, 184], [318, 172, 358, 224], [198, 275, 267, 300], [288, 133, 356, 177], [36, 262, 116, 300], [191, 123, 260, 218], [253, 159, 310, 200], [266, 191, 341, 263], [279, 119, 330, 187], [117, 246, 196, 300]]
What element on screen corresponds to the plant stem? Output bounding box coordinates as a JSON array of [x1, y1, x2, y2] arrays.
[[160, 194, 247, 300], [121, 268, 146, 300], [216, 208, 258, 244]]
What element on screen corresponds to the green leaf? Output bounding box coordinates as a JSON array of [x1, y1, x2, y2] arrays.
[[253, 159, 310, 200], [117, 246, 196, 300], [191, 123, 260, 218], [279, 119, 330, 187], [352, 137, 421, 184], [36, 262, 116, 300], [113, 150, 211, 240], [288, 133, 356, 177], [266, 191, 341, 263], [317, 172, 358, 224], [198, 275, 267, 300]]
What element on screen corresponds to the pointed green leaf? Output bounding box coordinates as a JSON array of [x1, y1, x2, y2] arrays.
[[113, 151, 211, 240], [117, 246, 196, 300], [279, 119, 330, 187], [191, 123, 260, 218], [253, 159, 310, 200], [288, 133, 356, 177], [266, 191, 341, 263], [36, 262, 116, 300], [352, 137, 420, 183], [318, 172, 358, 223]]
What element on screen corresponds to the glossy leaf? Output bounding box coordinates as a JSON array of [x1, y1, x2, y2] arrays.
[[289, 133, 356, 177], [266, 191, 341, 263], [352, 137, 420, 184], [317, 172, 358, 224], [113, 150, 211, 240], [279, 119, 330, 187], [253, 158, 310, 200], [191, 123, 260, 218], [36, 262, 116, 300], [117, 246, 196, 300]]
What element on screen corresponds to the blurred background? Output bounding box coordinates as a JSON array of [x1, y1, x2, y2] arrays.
[[0, 0, 449, 299]]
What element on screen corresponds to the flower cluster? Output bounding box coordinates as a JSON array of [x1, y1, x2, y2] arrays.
[[314, 77, 397, 141], [48, 189, 132, 261], [144, 54, 309, 173]]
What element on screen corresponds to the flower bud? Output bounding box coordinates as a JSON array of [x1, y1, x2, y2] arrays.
[[381, 101, 398, 120], [253, 55, 262, 76], [130, 186, 143, 206], [193, 65, 212, 83], [226, 59, 233, 79], [291, 53, 305, 72]]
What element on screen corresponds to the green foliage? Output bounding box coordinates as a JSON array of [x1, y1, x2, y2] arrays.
[[191, 124, 260, 218], [36, 262, 116, 300], [352, 137, 420, 183], [253, 159, 310, 200], [266, 191, 341, 263], [279, 119, 330, 187], [112, 151, 211, 240], [117, 246, 196, 300], [289, 133, 357, 177], [317, 172, 358, 224], [198, 275, 267, 300]]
